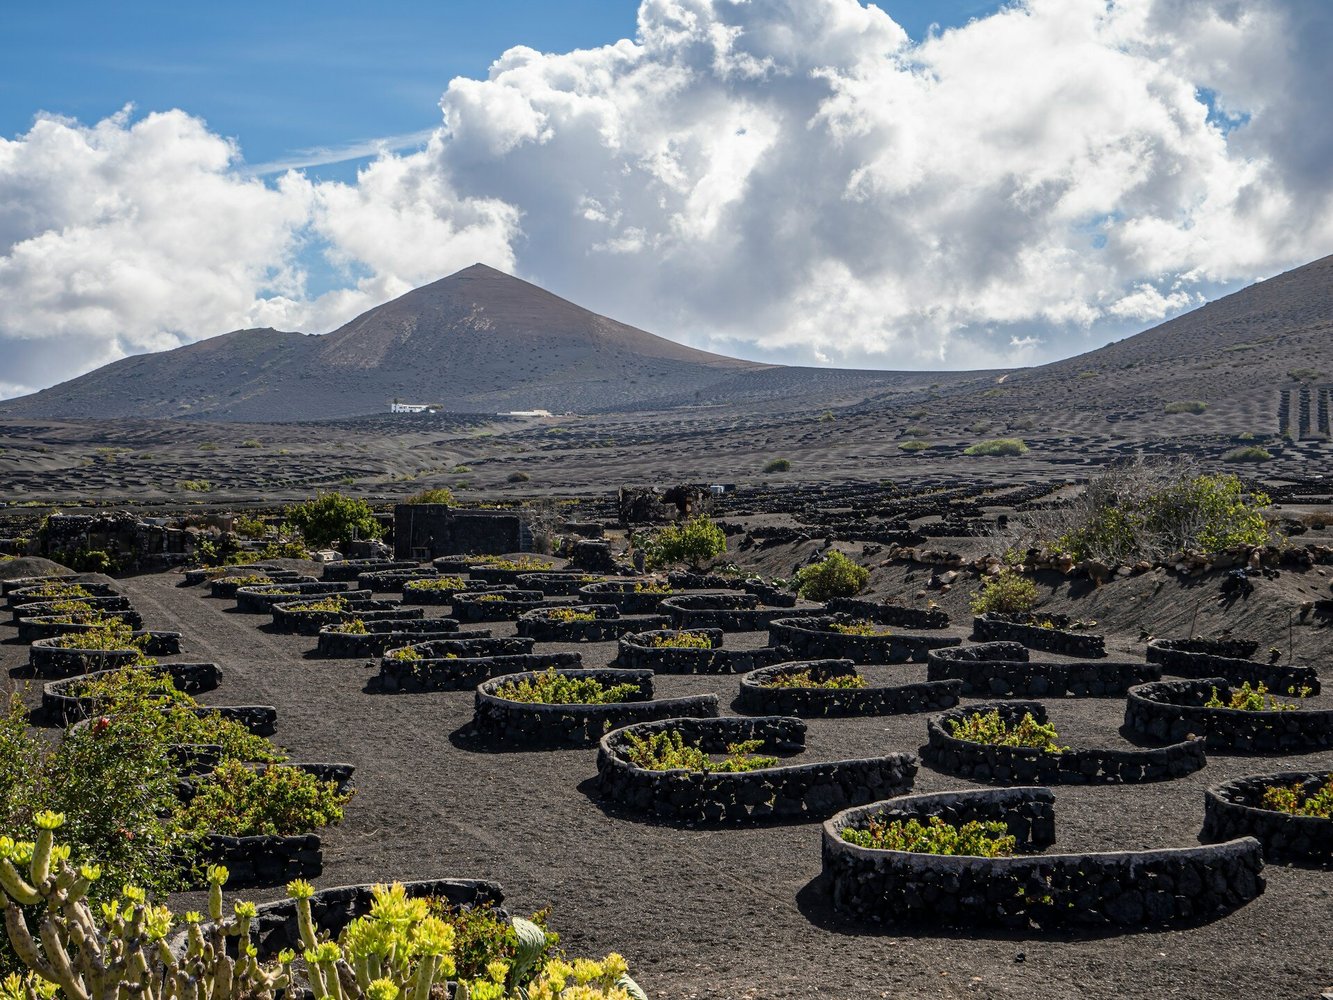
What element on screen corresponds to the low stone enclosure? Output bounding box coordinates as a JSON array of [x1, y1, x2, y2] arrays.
[[927, 642, 1159, 698], [1125, 679, 1333, 754], [519, 572, 604, 596], [10, 594, 136, 623], [1146, 638, 1320, 694], [659, 593, 799, 632], [1201, 771, 1333, 865], [357, 567, 440, 592], [767, 616, 961, 664], [473, 669, 720, 747], [27, 630, 183, 678], [579, 579, 680, 613], [41, 661, 223, 724], [400, 580, 513, 605], [738, 660, 961, 717], [972, 613, 1107, 658], [320, 558, 419, 583], [313, 618, 471, 658], [667, 572, 798, 609], [617, 629, 793, 674], [6, 581, 120, 609], [925, 701, 1207, 785], [452, 590, 554, 622], [184, 762, 356, 886], [168, 878, 506, 961], [596, 715, 918, 825], [234, 582, 355, 614], [516, 605, 668, 643], [822, 787, 1264, 929], [17, 610, 147, 642], [207, 572, 315, 599], [825, 597, 950, 630], [375, 637, 583, 692], [269, 598, 423, 636]]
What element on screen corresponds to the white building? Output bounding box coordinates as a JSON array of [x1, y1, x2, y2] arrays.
[[389, 402, 436, 414]]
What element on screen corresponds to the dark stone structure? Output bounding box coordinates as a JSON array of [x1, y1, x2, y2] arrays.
[[452, 590, 552, 622], [1201, 771, 1333, 864], [596, 715, 918, 825], [17, 611, 146, 643], [28, 632, 180, 678], [924, 701, 1206, 784], [927, 642, 1159, 698], [822, 787, 1264, 928], [971, 613, 1107, 658], [516, 606, 667, 643], [393, 504, 524, 559], [737, 660, 961, 717], [1146, 638, 1319, 694], [826, 597, 950, 630], [269, 599, 422, 636], [233, 583, 355, 614], [320, 559, 419, 583], [767, 616, 960, 664], [617, 629, 793, 674], [313, 619, 473, 658], [207, 573, 314, 599], [660, 593, 802, 632], [579, 580, 679, 614], [41, 661, 223, 724], [1124, 678, 1333, 753], [376, 651, 583, 692], [473, 669, 720, 747]]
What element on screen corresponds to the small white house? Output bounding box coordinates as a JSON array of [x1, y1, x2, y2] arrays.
[[390, 402, 435, 414], [504, 409, 554, 418]]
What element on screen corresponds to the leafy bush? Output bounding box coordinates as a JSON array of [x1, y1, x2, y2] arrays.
[[639, 516, 727, 570], [1205, 681, 1309, 712], [840, 815, 1016, 857], [1019, 460, 1275, 563], [333, 618, 369, 634], [1222, 446, 1273, 463], [406, 576, 467, 591], [50, 622, 155, 664], [175, 760, 352, 840], [469, 555, 555, 572], [406, 487, 455, 505], [963, 438, 1028, 457], [947, 710, 1067, 752], [543, 607, 597, 624], [898, 440, 931, 452], [284, 492, 382, 547], [1288, 368, 1322, 382], [179, 479, 214, 492], [231, 513, 269, 538], [970, 570, 1039, 615], [1164, 400, 1208, 414], [622, 730, 777, 773], [239, 438, 263, 448], [643, 631, 713, 649], [494, 669, 640, 705], [762, 670, 867, 690], [1260, 775, 1333, 817], [385, 646, 423, 662], [507, 471, 532, 483], [285, 595, 349, 613], [763, 458, 792, 473], [792, 550, 868, 601], [829, 620, 891, 637]]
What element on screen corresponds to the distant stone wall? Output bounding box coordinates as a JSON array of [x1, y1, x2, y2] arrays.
[[616, 629, 792, 674], [826, 598, 950, 630], [1146, 638, 1319, 694], [768, 616, 960, 664], [376, 652, 582, 692], [1124, 678, 1333, 753], [660, 593, 798, 632], [393, 505, 523, 559], [971, 613, 1107, 658]]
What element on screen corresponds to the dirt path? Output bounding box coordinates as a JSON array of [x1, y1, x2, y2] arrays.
[[7, 572, 1332, 1000]]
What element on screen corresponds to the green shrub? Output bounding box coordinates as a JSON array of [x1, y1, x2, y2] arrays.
[[231, 513, 269, 538], [175, 760, 352, 840], [239, 438, 263, 448], [1222, 446, 1273, 463], [644, 631, 713, 649], [494, 668, 640, 705], [947, 709, 1067, 752], [1164, 400, 1208, 414], [1288, 368, 1322, 382], [970, 570, 1039, 615], [507, 471, 532, 483], [1260, 775, 1333, 817], [828, 620, 890, 637], [622, 730, 777, 773], [898, 440, 931, 452], [763, 457, 792, 473], [405, 576, 467, 592], [818, 410, 836, 423], [640, 516, 727, 570], [840, 815, 1016, 857], [792, 550, 868, 600], [762, 670, 867, 690], [179, 479, 213, 492], [1205, 681, 1309, 712], [284, 491, 382, 547], [963, 438, 1028, 457]]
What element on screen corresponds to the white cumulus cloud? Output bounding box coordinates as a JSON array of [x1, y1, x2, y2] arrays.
[[1, 0, 1331, 398]]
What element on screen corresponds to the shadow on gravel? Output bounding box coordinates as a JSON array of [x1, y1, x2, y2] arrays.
[[447, 721, 592, 756], [793, 873, 1250, 942]]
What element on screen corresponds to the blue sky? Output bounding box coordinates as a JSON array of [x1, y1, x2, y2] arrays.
[[2, 1, 1004, 181], [2, 0, 1328, 397]]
